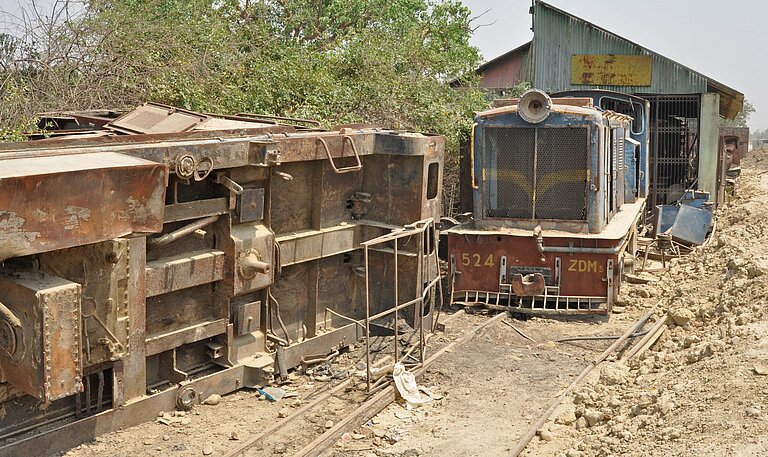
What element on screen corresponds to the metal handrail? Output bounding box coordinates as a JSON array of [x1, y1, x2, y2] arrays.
[[317, 136, 362, 174]]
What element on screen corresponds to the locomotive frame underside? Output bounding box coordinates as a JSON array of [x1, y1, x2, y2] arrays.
[[0, 109, 444, 456]]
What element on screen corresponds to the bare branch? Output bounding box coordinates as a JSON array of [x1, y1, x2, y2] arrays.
[[469, 8, 496, 32]]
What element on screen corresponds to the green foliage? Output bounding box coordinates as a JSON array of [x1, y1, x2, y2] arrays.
[[495, 81, 532, 100], [0, 0, 485, 152]]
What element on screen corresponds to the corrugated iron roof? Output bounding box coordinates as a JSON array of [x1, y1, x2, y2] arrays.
[[531, 1, 743, 119]]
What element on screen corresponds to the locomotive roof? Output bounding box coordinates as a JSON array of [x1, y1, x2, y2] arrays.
[[475, 101, 633, 124]]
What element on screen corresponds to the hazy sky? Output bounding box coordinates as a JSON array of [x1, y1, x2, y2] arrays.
[[0, 0, 764, 129], [461, 0, 767, 130]]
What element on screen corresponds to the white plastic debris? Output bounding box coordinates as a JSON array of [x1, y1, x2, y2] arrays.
[[392, 363, 431, 408]]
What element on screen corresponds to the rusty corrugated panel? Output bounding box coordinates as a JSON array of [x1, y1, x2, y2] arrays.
[[106, 103, 208, 134], [477, 42, 532, 89], [0, 152, 167, 259], [532, 2, 708, 94]]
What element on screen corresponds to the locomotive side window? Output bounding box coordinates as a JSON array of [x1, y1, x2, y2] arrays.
[[426, 162, 440, 200]]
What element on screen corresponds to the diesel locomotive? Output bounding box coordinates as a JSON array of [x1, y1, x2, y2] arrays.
[[446, 89, 650, 314]]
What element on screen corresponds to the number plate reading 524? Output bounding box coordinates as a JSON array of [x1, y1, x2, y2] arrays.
[[460, 253, 494, 267]]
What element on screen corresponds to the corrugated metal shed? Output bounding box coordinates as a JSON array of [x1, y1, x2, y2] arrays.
[[475, 41, 531, 90], [531, 1, 743, 119]]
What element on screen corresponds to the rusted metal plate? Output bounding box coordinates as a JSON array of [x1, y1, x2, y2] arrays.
[[163, 197, 229, 223], [0, 152, 167, 259], [145, 250, 226, 297], [39, 240, 131, 366], [236, 301, 261, 335], [106, 103, 208, 134], [0, 269, 82, 402], [230, 223, 274, 295], [447, 233, 618, 298], [511, 273, 546, 296], [571, 54, 652, 86], [144, 318, 228, 357]]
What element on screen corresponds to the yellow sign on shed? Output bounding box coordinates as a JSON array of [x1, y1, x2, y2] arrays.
[[571, 54, 652, 86]]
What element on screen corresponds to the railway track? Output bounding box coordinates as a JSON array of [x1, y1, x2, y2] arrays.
[[216, 305, 668, 457], [220, 310, 507, 457]]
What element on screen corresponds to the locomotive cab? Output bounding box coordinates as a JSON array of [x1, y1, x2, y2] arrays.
[[447, 89, 647, 314]]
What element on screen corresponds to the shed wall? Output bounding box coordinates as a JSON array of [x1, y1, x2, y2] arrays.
[[478, 47, 530, 89], [532, 3, 708, 95]]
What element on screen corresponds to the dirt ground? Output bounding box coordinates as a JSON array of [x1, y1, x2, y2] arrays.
[[330, 148, 768, 457], [65, 147, 768, 457]]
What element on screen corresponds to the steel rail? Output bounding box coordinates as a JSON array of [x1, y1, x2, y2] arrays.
[[293, 312, 508, 457], [509, 303, 660, 456], [222, 309, 475, 457]]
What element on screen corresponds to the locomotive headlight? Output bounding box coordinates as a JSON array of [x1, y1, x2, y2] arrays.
[[518, 89, 552, 124]]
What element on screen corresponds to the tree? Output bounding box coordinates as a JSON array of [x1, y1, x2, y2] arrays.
[[0, 0, 488, 209], [0, 1, 485, 146]]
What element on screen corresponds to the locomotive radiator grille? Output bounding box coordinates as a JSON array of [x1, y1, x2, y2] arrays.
[[485, 127, 535, 218], [535, 128, 589, 220], [485, 126, 588, 220]]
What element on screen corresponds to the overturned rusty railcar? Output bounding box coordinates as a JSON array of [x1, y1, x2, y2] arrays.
[[446, 90, 646, 315], [0, 105, 443, 455]]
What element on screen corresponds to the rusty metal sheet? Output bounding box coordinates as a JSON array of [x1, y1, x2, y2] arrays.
[[0, 269, 82, 402], [0, 152, 167, 259], [39, 240, 130, 366], [571, 54, 652, 86], [511, 273, 546, 296], [193, 117, 273, 131], [106, 103, 208, 134], [145, 250, 226, 297], [447, 232, 618, 298]]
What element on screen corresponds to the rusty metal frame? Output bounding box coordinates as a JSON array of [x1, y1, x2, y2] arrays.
[[315, 136, 363, 173], [361, 218, 440, 392], [0, 107, 445, 453]]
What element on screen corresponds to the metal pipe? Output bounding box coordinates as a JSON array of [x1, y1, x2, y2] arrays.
[[215, 174, 243, 195], [235, 112, 322, 128], [470, 123, 479, 189], [276, 346, 288, 380], [417, 228, 425, 363], [364, 245, 371, 392], [533, 225, 625, 255], [148, 215, 219, 248], [240, 254, 270, 277], [365, 274, 441, 322], [266, 333, 288, 346], [394, 239, 399, 364], [324, 308, 365, 329], [268, 291, 291, 345]]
